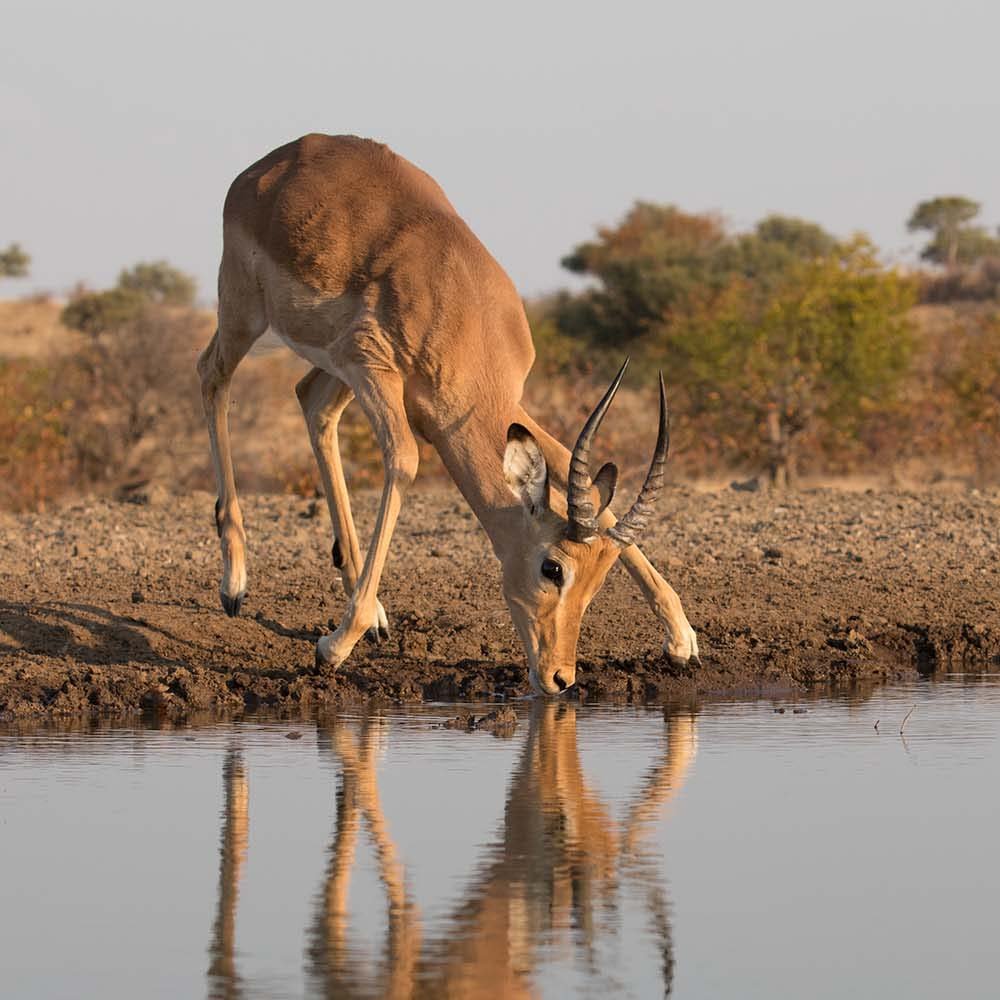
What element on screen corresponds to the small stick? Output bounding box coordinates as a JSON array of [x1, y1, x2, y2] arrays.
[[899, 706, 915, 735], [874, 719, 880, 731]]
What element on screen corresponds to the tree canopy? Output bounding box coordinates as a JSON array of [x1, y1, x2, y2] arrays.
[[553, 205, 840, 347], [654, 238, 915, 484], [0, 243, 30, 279], [720, 215, 837, 289], [664, 238, 914, 421], [62, 260, 197, 335], [62, 287, 148, 336], [557, 203, 733, 345], [117, 260, 196, 306], [539, 205, 915, 484], [907, 196, 1000, 267]]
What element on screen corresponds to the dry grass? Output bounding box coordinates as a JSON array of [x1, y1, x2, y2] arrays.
[[1, 295, 999, 511], [0, 298, 86, 360]]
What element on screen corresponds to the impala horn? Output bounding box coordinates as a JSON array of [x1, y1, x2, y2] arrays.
[[607, 372, 670, 548], [566, 359, 630, 542]]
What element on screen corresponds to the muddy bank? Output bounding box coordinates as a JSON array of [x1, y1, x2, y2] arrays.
[[1, 486, 998, 720]]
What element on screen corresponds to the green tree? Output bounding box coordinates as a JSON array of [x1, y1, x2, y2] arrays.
[[719, 215, 838, 295], [557, 202, 731, 345], [61, 259, 197, 335], [659, 238, 915, 486], [907, 196, 987, 268], [0, 242, 31, 280], [554, 205, 837, 347], [117, 260, 196, 306], [753, 215, 837, 257], [923, 225, 1000, 267], [61, 287, 147, 335]]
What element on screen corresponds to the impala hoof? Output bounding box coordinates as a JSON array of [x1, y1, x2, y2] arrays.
[[663, 623, 700, 669], [665, 649, 702, 672], [365, 623, 391, 645], [221, 591, 245, 617], [314, 632, 346, 670], [332, 539, 345, 569], [361, 601, 390, 645]]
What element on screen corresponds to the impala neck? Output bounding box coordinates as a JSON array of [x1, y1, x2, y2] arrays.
[[427, 395, 532, 562]]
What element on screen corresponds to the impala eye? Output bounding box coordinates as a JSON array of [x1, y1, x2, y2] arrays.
[[541, 558, 564, 586]]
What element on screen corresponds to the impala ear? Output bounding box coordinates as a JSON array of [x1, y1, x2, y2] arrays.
[[593, 462, 618, 514], [504, 424, 549, 516]]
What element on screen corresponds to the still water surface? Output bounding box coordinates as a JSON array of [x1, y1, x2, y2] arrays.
[[2, 677, 998, 999]]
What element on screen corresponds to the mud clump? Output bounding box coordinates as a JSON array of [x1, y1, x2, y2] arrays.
[[442, 706, 519, 736], [1, 487, 998, 720]]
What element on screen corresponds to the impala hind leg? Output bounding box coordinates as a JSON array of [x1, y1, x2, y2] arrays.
[[315, 371, 418, 669], [198, 320, 262, 617], [295, 367, 389, 641]]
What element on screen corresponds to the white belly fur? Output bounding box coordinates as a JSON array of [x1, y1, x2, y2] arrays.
[[266, 324, 339, 376]]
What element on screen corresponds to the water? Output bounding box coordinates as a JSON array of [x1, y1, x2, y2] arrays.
[[2, 677, 998, 999]]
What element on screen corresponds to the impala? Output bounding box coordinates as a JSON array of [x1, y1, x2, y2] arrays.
[[198, 133, 699, 693]]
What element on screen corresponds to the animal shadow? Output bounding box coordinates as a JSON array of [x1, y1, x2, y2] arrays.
[[0, 600, 188, 668]]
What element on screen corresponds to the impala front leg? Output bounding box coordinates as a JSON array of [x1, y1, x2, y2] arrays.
[[595, 500, 700, 667], [617, 544, 700, 667], [315, 370, 418, 670]]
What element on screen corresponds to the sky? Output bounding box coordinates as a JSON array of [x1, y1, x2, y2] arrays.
[[2, 0, 998, 302]]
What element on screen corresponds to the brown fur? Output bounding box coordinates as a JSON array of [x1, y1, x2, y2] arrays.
[[198, 133, 698, 693]]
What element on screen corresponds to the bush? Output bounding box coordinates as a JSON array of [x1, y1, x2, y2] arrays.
[[67, 306, 208, 487], [648, 238, 916, 484], [117, 261, 196, 306], [918, 258, 1000, 303], [0, 360, 76, 510], [61, 287, 147, 335], [0, 242, 30, 279], [61, 260, 197, 335]]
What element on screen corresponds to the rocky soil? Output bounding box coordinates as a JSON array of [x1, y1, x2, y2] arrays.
[[1, 485, 998, 720]]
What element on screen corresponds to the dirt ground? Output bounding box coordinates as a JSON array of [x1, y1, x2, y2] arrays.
[[1, 485, 998, 720]]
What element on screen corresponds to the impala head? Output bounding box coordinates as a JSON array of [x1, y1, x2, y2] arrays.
[[502, 361, 670, 695]]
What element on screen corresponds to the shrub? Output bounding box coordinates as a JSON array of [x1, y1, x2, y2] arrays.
[[0, 360, 75, 510], [0, 242, 30, 279], [61, 260, 198, 335], [918, 258, 1000, 303], [649, 238, 916, 484], [61, 287, 147, 335], [117, 261, 196, 306]]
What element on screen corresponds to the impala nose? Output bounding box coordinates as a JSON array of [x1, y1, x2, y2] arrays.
[[553, 671, 570, 692]]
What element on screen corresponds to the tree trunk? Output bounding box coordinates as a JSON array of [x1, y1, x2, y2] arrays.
[[766, 408, 789, 490], [945, 222, 960, 270]]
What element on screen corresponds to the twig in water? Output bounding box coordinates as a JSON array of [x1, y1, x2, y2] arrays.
[[874, 719, 880, 731], [899, 706, 916, 735]]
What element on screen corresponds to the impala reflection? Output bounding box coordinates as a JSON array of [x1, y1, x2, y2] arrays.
[[206, 706, 697, 998]]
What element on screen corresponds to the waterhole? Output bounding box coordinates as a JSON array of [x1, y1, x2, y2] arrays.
[[2, 677, 998, 998]]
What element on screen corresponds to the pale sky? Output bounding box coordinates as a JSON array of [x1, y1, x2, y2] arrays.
[[3, 0, 998, 302]]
